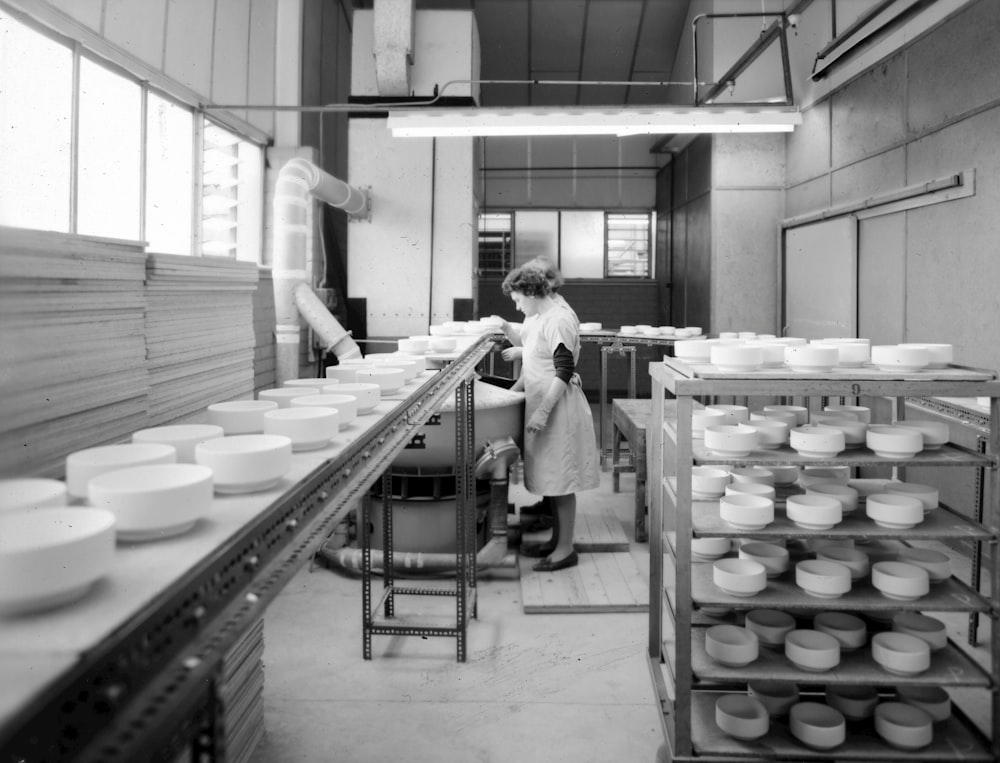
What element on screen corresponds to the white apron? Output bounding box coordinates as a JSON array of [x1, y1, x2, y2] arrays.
[[521, 304, 600, 496]]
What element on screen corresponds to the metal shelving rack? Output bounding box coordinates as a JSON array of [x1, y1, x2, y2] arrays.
[[647, 357, 1000, 762], [0, 335, 497, 763]]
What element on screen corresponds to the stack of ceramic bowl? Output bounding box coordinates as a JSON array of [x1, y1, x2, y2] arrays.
[[787, 494, 843, 531], [871, 631, 931, 676], [715, 694, 769, 741], [704, 424, 758, 457], [785, 343, 839, 372], [867, 425, 924, 458], [719, 493, 774, 531], [866, 493, 925, 529], [871, 561, 930, 601], [875, 702, 934, 750], [790, 424, 846, 458], [870, 345, 929, 372], [705, 624, 760, 667], [785, 629, 841, 672], [789, 702, 846, 750], [713, 558, 767, 597], [795, 559, 852, 599]]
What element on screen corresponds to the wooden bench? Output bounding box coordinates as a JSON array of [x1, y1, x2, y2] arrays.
[[612, 398, 692, 543]]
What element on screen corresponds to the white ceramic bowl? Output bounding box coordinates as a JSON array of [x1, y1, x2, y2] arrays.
[[866, 493, 925, 529], [325, 364, 362, 383], [691, 536, 732, 561], [87, 463, 213, 541], [785, 343, 839, 372], [872, 632, 932, 676], [691, 466, 730, 500], [290, 394, 358, 426], [389, 352, 428, 374], [705, 624, 760, 667], [825, 684, 879, 721], [786, 494, 843, 531], [713, 558, 767, 597], [896, 547, 950, 583], [619, 325, 638, 335], [739, 542, 790, 578], [790, 702, 845, 750], [750, 420, 789, 448], [131, 424, 225, 463], [715, 694, 769, 741], [795, 559, 851, 598], [66, 443, 178, 499], [704, 424, 758, 457], [579, 322, 603, 332], [705, 404, 750, 425], [814, 611, 867, 651], [328, 382, 381, 413], [369, 357, 418, 381], [824, 404, 871, 423], [749, 342, 786, 367], [206, 399, 279, 435], [258, 387, 321, 408], [805, 483, 859, 515], [0, 507, 116, 614], [790, 424, 845, 458], [355, 366, 406, 393], [744, 609, 796, 648], [871, 344, 929, 372], [710, 343, 762, 373], [674, 339, 713, 363], [892, 611, 948, 651], [901, 342, 953, 368], [768, 464, 800, 485], [283, 377, 338, 389], [811, 417, 868, 448], [784, 629, 841, 672], [893, 420, 949, 449], [729, 466, 775, 486], [895, 685, 951, 722], [428, 336, 458, 352], [194, 434, 293, 494], [263, 407, 341, 451], [725, 482, 776, 502], [748, 681, 799, 716], [398, 337, 430, 354], [825, 340, 871, 367], [719, 493, 774, 531], [751, 408, 799, 428], [871, 561, 930, 601], [816, 545, 869, 579], [0, 478, 68, 513], [691, 408, 727, 437]]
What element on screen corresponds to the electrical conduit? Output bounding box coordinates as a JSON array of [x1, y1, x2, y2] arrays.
[[273, 157, 368, 384]]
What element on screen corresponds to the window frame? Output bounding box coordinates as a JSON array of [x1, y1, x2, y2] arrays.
[[604, 211, 654, 279]]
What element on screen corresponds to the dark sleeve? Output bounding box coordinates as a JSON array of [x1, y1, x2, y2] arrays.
[[552, 342, 575, 383]]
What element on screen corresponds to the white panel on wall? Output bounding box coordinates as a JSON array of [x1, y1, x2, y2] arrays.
[[103, 0, 167, 70], [164, 0, 215, 98], [858, 212, 905, 345], [431, 137, 476, 324], [513, 211, 558, 267], [347, 119, 434, 337], [783, 217, 856, 339], [213, 0, 251, 121], [45, 0, 103, 31], [560, 210, 604, 279], [248, 0, 277, 136]]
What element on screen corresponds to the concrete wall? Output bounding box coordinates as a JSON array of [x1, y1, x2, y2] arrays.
[[785, 0, 1000, 372]]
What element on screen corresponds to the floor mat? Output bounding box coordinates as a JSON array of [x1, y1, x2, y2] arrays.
[[518, 552, 648, 613]]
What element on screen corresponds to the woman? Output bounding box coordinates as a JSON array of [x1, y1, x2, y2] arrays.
[[501, 265, 599, 571]]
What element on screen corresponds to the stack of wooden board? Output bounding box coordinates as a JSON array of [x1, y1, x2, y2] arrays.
[[145, 253, 258, 425], [0, 229, 149, 477], [252, 269, 277, 391]]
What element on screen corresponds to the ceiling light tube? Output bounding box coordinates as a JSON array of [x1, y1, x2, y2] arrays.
[[386, 106, 801, 137]]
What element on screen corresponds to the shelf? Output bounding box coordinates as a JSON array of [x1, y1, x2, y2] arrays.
[[688, 691, 996, 761], [690, 441, 996, 468], [690, 627, 992, 687], [689, 563, 991, 613]]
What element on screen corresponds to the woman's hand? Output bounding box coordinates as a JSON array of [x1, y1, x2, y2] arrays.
[[526, 409, 549, 433], [501, 346, 523, 362]]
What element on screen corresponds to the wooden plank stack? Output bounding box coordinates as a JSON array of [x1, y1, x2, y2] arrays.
[[252, 269, 277, 391], [0, 229, 149, 478], [145, 253, 258, 425]]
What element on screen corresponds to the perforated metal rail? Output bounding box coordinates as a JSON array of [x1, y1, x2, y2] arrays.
[[0, 335, 498, 763]]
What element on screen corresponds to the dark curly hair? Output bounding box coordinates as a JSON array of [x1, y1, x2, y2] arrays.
[[501, 266, 552, 297]]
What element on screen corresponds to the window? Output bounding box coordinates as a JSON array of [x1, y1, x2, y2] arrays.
[[477, 212, 513, 276], [606, 213, 652, 277], [0, 12, 72, 231], [0, 10, 264, 261]]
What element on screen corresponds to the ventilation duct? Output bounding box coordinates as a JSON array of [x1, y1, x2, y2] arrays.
[[373, 0, 415, 96]]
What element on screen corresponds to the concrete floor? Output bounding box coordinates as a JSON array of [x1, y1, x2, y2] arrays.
[[248, 466, 665, 763]]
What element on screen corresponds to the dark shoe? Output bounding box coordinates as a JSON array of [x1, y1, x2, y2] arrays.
[[532, 551, 579, 572], [519, 515, 553, 533], [520, 540, 557, 558]]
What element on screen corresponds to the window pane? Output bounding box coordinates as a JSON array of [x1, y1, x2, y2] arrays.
[[606, 213, 651, 277], [560, 211, 604, 278], [145, 92, 193, 254], [0, 13, 72, 231], [477, 212, 512, 276], [78, 57, 141, 239], [203, 121, 262, 261]]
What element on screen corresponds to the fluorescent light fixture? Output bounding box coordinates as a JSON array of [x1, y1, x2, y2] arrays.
[[386, 106, 801, 137]]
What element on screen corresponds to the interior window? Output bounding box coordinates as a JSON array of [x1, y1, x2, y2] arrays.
[[146, 92, 194, 254]]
